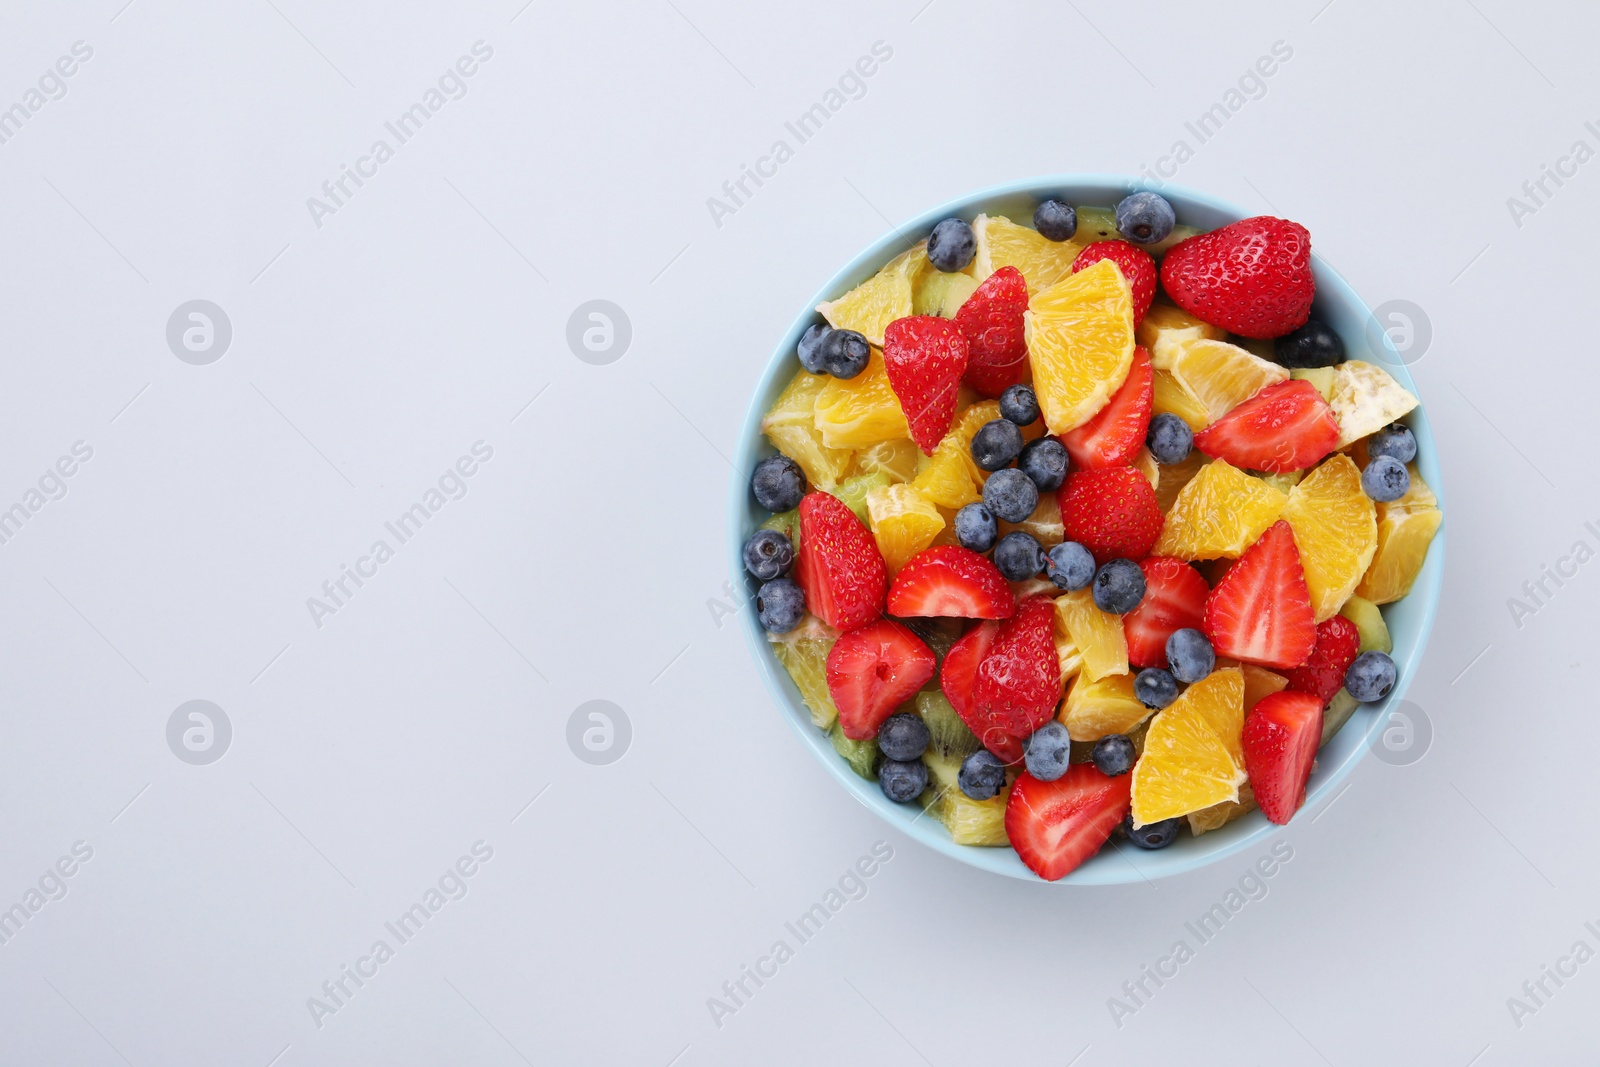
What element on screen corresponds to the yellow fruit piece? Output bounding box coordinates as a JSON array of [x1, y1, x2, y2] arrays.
[[852, 438, 921, 483], [1152, 368, 1212, 431], [1053, 588, 1128, 681], [1168, 339, 1289, 423], [922, 749, 1012, 846], [1328, 361, 1419, 448], [1132, 447, 1160, 494], [999, 492, 1064, 548], [1055, 629, 1085, 683], [815, 244, 922, 346], [1138, 303, 1227, 370], [1154, 451, 1208, 515], [761, 369, 852, 490], [1188, 781, 1257, 836], [1060, 671, 1152, 742], [1284, 454, 1378, 621], [914, 269, 980, 317], [1339, 596, 1392, 654], [910, 401, 996, 509], [1291, 366, 1337, 402], [813, 349, 910, 450], [1155, 459, 1288, 560], [1025, 259, 1136, 433], [1131, 668, 1247, 825], [865, 483, 945, 573], [769, 616, 841, 729], [1241, 665, 1288, 712], [971, 213, 1083, 292], [1255, 470, 1302, 496], [1356, 466, 1442, 603]]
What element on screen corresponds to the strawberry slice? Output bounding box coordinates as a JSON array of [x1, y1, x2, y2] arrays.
[[887, 546, 1016, 620], [971, 596, 1061, 758], [1058, 346, 1153, 470], [1073, 240, 1157, 327], [954, 266, 1028, 398], [1005, 765, 1132, 881], [1241, 690, 1323, 824], [1203, 520, 1317, 669], [1286, 615, 1361, 704], [826, 619, 937, 740], [1122, 557, 1209, 669], [1059, 467, 1163, 564], [795, 491, 887, 631], [1193, 379, 1340, 473], [1160, 216, 1314, 339], [883, 315, 969, 454], [941, 619, 999, 729]]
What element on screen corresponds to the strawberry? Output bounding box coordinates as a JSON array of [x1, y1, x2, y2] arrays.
[[826, 619, 937, 740], [795, 491, 887, 631], [1073, 240, 1157, 327], [1286, 615, 1361, 704], [971, 596, 1061, 758], [1193, 379, 1340, 473], [887, 546, 1016, 620], [883, 315, 970, 454], [1122, 557, 1209, 669], [1203, 520, 1317, 669], [954, 266, 1028, 398], [1058, 346, 1153, 470], [1241, 690, 1323, 824], [1005, 765, 1132, 881], [1159, 217, 1314, 339], [940, 619, 999, 730], [1058, 467, 1163, 564]]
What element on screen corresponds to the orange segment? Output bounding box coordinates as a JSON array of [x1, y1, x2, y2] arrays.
[[762, 368, 852, 490], [1155, 459, 1288, 559], [1284, 454, 1378, 621], [865, 483, 945, 572], [815, 244, 922, 346], [1188, 781, 1257, 836], [972, 213, 1083, 291], [1152, 368, 1212, 431], [999, 492, 1064, 548], [1241, 665, 1289, 712], [1053, 588, 1128, 681], [1167, 338, 1289, 423], [1356, 465, 1442, 603], [910, 400, 998, 508], [1060, 671, 1152, 742], [1024, 259, 1136, 434], [1138, 303, 1226, 370], [1131, 667, 1247, 825], [813, 349, 910, 449], [1154, 452, 1208, 515], [851, 438, 921, 483]]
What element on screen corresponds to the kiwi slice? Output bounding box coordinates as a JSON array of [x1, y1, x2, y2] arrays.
[[915, 689, 980, 757], [829, 720, 877, 780], [828, 472, 891, 524], [1339, 596, 1392, 654], [903, 618, 965, 665], [920, 748, 1012, 847], [1320, 689, 1361, 748]]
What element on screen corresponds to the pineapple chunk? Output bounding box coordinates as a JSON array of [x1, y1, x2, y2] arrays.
[[1327, 361, 1419, 447]]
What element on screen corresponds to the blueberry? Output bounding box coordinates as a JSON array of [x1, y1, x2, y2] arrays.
[[1018, 438, 1069, 492], [1033, 199, 1078, 242], [982, 468, 1038, 523], [1146, 412, 1193, 465], [1126, 815, 1181, 850], [1362, 455, 1411, 503], [1024, 722, 1072, 782], [1134, 668, 1179, 709], [1092, 559, 1146, 614], [755, 578, 805, 633], [820, 329, 870, 379], [954, 503, 998, 553], [1115, 191, 1175, 245], [927, 218, 976, 272], [999, 384, 1041, 426], [958, 749, 1007, 800], [994, 531, 1046, 581], [797, 322, 832, 373], [1165, 628, 1214, 684], [751, 454, 806, 512], [878, 758, 928, 803], [743, 529, 794, 580], [877, 712, 931, 762], [1045, 541, 1095, 591], [1369, 422, 1418, 464], [1092, 735, 1137, 777], [1345, 650, 1397, 702], [1273, 320, 1344, 368], [971, 419, 1025, 471]]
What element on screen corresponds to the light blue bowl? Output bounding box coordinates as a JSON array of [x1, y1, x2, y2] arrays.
[[729, 175, 1445, 884]]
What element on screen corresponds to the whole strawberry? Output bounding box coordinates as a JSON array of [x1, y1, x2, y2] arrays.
[[883, 315, 969, 454], [1286, 614, 1362, 704], [954, 266, 1028, 398], [1160, 217, 1314, 339], [1072, 240, 1156, 327], [1059, 467, 1162, 564]]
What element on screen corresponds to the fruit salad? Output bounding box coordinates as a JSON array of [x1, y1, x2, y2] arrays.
[[743, 192, 1441, 881]]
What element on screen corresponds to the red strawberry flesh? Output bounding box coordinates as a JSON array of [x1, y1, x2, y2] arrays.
[[795, 491, 887, 631], [1193, 379, 1340, 473], [883, 315, 969, 454], [1286, 614, 1361, 704], [1059, 467, 1163, 565], [1241, 689, 1323, 824], [1202, 520, 1317, 669], [826, 620, 937, 740], [1004, 765, 1132, 881], [887, 545, 1017, 620], [955, 266, 1028, 398], [1122, 557, 1210, 669], [1160, 216, 1314, 339], [1058, 345, 1153, 470]]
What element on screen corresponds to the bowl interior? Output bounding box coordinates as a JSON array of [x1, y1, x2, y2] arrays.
[[729, 175, 1445, 884]]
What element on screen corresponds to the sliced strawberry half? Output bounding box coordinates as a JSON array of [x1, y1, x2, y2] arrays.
[[1160, 216, 1314, 339], [1073, 240, 1157, 327], [1193, 379, 1340, 473], [884, 315, 970, 454], [1203, 520, 1316, 669], [1005, 765, 1133, 881], [1286, 615, 1361, 704], [795, 491, 887, 631], [971, 595, 1061, 758], [1059, 466, 1163, 565], [826, 619, 937, 740], [1241, 690, 1323, 824], [955, 266, 1028, 398], [1123, 557, 1209, 669], [1059, 346, 1153, 470], [887, 546, 1016, 620], [941, 619, 999, 729]]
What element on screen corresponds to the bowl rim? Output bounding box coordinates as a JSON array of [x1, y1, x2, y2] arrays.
[[728, 174, 1446, 884]]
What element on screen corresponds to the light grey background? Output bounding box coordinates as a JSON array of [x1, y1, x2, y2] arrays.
[[0, 0, 1589, 1063]]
